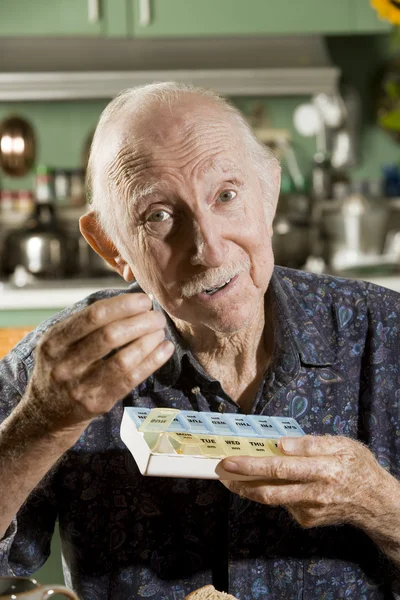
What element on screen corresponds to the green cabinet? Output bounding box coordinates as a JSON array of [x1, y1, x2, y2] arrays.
[[0, 0, 129, 37], [352, 0, 391, 32], [0, 0, 392, 39], [130, 0, 354, 37]]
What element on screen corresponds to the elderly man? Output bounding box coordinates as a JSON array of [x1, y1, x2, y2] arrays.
[[0, 82, 399, 600]]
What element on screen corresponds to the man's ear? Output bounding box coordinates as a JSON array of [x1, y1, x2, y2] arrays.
[[79, 211, 135, 282]]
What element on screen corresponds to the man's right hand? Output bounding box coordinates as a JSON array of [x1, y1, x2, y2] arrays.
[[0, 292, 174, 538], [22, 292, 174, 441]]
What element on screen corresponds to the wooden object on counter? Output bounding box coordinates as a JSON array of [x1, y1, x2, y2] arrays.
[[0, 327, 33, 359]]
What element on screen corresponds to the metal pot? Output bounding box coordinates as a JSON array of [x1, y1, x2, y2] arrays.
[[320, 185, 389, 272], [78, 236, 116, 276], [2, 203, 77, 278], [272, 215, 311, 269]]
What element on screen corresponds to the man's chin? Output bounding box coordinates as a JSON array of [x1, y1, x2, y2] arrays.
[[168, 277, 266, 334], [195, 304, 260, 335]]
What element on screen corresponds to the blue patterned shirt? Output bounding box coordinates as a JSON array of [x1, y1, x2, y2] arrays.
[[0, 266, 399, 599]]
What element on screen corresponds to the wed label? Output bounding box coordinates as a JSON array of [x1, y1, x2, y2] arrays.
[[219, 436, 251, 456]]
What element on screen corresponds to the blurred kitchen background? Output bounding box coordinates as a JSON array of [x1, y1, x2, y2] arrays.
[[2, 0, 400, 329], [3, 0, 400, 587]]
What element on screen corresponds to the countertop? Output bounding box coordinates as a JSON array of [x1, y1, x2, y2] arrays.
[[355, 275, 400, 292], [0, 277, 128, 309], [0, 274, 400, 310]]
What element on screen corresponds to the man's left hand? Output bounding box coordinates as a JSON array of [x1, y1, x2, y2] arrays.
[[220, 435, 399, 532]]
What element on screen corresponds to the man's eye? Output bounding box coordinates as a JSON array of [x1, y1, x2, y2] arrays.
[[147, 210, 170, 223], [218, 190, 237, 203]]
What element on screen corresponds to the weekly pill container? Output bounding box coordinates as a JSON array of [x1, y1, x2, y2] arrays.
[[120, 407, 305, 480]]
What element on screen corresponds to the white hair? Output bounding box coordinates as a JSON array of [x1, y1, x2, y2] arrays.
[[87, 82, 280, 245]]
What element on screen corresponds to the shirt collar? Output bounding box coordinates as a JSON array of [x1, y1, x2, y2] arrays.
[[149, 265, 335, 392], [152, 298, 189, 392], [271, 267, 335, 367]]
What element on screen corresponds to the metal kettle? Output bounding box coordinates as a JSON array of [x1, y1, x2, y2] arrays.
[[2, 202, 77, 279], [320, 182, 389, 272], [272, 185, 312, 269]]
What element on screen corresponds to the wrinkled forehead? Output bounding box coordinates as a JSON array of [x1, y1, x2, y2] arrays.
[[130, 96, 237, 141], [100, 107, 247, 191], [119, 104, 241, 157]]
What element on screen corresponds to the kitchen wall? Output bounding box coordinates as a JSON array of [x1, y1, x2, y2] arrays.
[[0, 96, 315, 192], [0, 33, 398, 193], [0, 99, 108, 191]]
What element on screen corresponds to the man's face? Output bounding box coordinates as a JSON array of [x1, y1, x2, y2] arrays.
[[107, 101, 277, 333]]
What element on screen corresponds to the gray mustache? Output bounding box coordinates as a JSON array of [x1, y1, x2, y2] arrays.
[[180, 258, 251, 298]]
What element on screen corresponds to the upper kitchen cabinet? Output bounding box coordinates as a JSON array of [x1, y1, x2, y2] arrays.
[[0, 0, 390, 39], [130, 0, 354, 38], [352, 0, 391, 33], [0, 0, 129, 37]]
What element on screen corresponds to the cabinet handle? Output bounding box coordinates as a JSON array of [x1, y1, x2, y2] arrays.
[[139, 0, 151, 27], [88, 0, 100, 24]]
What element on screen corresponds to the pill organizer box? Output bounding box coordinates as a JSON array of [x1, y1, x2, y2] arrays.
[[120, 407, 305, 480]]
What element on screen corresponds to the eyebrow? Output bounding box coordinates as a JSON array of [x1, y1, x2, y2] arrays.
[[129, 182, 163, 210]]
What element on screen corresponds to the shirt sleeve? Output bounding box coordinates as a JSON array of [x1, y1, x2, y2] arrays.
[[0, 346, 58, 576], [363, 283, 400, 481], [362, 283, 400, 590], [0, 290, 125, 576]]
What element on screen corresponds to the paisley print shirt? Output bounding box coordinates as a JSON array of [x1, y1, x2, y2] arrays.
[[0, 266, 399, 600]]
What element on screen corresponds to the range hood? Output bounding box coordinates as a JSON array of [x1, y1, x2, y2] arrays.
[[0, 35, 339, 100]]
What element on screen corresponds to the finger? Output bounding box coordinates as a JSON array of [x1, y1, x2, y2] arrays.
[[220, 455, 338, 483], [52, 310, 166, 380], [279, 434, 351, 457], [224, 479, 316, 507], [40, 293, 153, 359], [72, 332, 174, 415]]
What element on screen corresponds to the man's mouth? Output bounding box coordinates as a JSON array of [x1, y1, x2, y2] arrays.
[[203, 277, 233, 296]]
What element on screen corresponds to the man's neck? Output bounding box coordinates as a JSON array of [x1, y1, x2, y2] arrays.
[[171, 295, 274, 410]]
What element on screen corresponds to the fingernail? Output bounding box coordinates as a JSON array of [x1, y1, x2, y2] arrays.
[[222, 460, 239, 472], [148, 293, 154, 301], [161, 341, 174, 355], [139, 295, 152, 308], [281, 438, 295, 452]]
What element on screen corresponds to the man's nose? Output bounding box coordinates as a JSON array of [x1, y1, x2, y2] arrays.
[[189, 217, 229, 268]]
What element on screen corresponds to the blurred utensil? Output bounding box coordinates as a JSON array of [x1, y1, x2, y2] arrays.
[[272, 186, 311, 270], [272, 215, 310, 269], [275, 136, 305, 192], [0, 116, 36, 177], [331, 85, 360, 169], [2, 203, 78, 279], [320, 182, 389, 272], [313, 92, 345, 129], [78, 235, 115, 276]]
